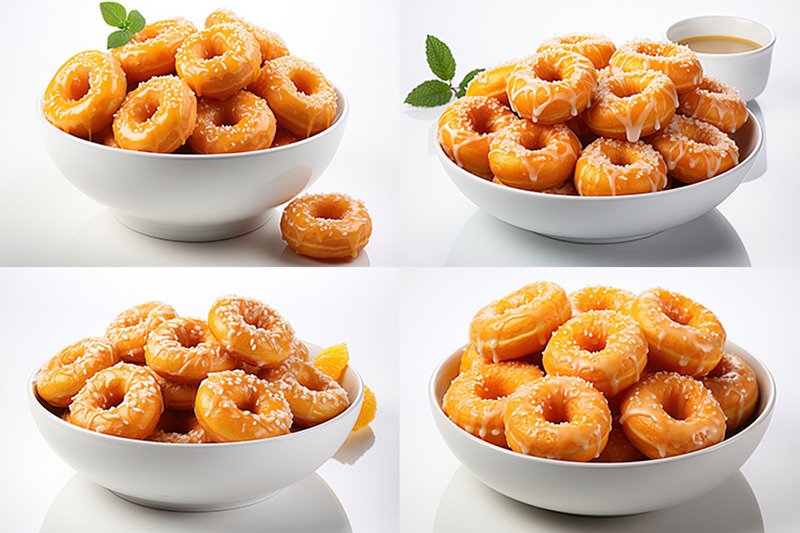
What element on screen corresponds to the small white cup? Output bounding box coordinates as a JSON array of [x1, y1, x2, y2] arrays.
[[666, 16, 776, 101]]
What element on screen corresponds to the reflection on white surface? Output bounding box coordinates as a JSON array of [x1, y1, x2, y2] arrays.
[[434, 467, 763, 533], [745, 101, 767, 182], [41, 473, 351, 533], [334, 427, 376, 465], [447, 209, 749, 266]]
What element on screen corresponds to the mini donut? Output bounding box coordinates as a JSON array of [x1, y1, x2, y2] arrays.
[[469, 281, 572, 362], [609, 39, 703, 94], [488, 121, 581, 191], [504, 375, 612, 461], [205, 9, 289, 64], [145, 317, 239, 384], [646, 115, 739, 184], [620, 371, 726, 459], [35, 337, 119, 408], [465, 60, 518, 105], [537, 33, 616, 69], [437, 95, 518, 177], [69, 362, 164, 439], [568, 286, 636, 316], [594, 417, 647, 462], [583, 69, 678, 142], [442, 361, 544, 447], [105, 301, 178, 363], [574, 138, 668, 196], [175, 23, 261, 100], [701, 352, 759, 431], [506, 49, 597, 125], [195, 369, 293, 442], [678, 76, 747, 133], [280, 193, 373, 259], [249, 55, 338, 138], [543, 310, 648, 397], [110, 18, 197, 83], [629, 288, 725, 377], [43, 50, 127, 139], [112, 75, 197, 153], [188, 90, 277, 153], [147, 410, 210, 443]]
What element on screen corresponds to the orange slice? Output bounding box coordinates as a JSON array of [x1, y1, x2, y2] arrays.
[[352, 386, 376, 432], [313, 343, 349, 381]]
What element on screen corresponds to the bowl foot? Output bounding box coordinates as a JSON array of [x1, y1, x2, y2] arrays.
[[109, 489, 283, 512], [536, 231, 659, 244], [111, 210, 275, 242]]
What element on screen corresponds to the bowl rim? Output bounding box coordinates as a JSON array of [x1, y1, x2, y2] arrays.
[[428, 339, 776, 469], [665, 15, 777, 57]]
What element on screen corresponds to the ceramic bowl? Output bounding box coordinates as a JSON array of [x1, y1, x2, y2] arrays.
[[438, 110, 762, 243], [38, 89, 348, 242], [428, 341, 775, 516]]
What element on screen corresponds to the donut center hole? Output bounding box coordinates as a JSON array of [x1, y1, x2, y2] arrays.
[[662, 302, 692, 326], [476, 376, 513, 400], [578, 334, 607, 353], [606, 149, 636, 167], [291, 71, 319, 96], [638, 46, 665, 58], [235, 395, 259, 414], [518, 132, 546, 152], [311, 203, 347, 220], [99, 386, 126, 410], [663, 393, 689, 421], [467, 107, 501, 135], [66, 70, 91, 101], [543, 400, 570, 425], [535, 63, 563, 83], [215, 107, 242, 127], [132, 94, 161, 124], [177, 331, 203, 349], [610, 81, 643, 99], [199, 36, 229, 60]]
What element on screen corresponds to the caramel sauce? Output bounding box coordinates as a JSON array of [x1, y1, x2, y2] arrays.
[[678, 35, 761, 54]]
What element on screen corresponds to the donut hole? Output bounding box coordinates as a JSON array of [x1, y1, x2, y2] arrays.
[[662, 392, 689, 421], [542, 399, 570, 425], [131, 95, 161, 124], [65, 69, 91, 101], [610, 80, 643, 99], [234, 393, 259, 414], [534, 63, 563, 83], [518, 131, 547, 152], [98, 385, 127, 410], [577, 333, 607, 353], [290, 71, 319, 97], [604, 147, 637, 167], [467, 107, 502, 135], [310, 202, 347, 221], [195, 37, 229, 61], [476, 375, 515, 400]]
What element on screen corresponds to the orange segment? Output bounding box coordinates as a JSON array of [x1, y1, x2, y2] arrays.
[[313, 343, 349, 381], [352, 386, 376, 432]]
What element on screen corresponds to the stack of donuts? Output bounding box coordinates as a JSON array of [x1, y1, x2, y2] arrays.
[[34, 295, 355, 443], [438, 33, 748, 195], [42, 10, 338, 153], [442, 282, 759, 462]]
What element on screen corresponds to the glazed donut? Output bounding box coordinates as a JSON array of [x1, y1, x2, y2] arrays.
[[543, 310, 648, 397], [506, 50, 597, 125], [69, 362, 164, 439], [620, 371, 726, 459], [205, 9, 289, 64], [609, 39, 703, 94], [437, 96, 518, 177], [271, 126, 302, 147], [594, 417, 646, 462], [629, 288, 725, 377], [504, 375, 612, 461], [112, 75, 197, 153], [175, 23, 261, 100], [537, 33, 616, 69], [678, 76, 747, 133], [195, 369, 293, 442], [145, 317, 239, 384], [574, 138, 668, 196], [280, 193, 373, 259], [35, 337, 119, 408], [148, 369, 199, 411], [110, 18, 197, 83], [701, 352, 759, 431], [43, 50, 127, 139], [564, 114, 598, 147], [465, 60, 518, 105], [488, 121, 581, 191], [459, 344, 492, 373], [442, 361, 544, 447], [469, 281, 572, 362], [583, 69, 678, 142], [188, 90, 277, 153], [568, 286, 636, 316], [93, 125, 120, 148], [105, 301, 178, 363], [647, 115, 739, 184], [147, 410, 210, 443], [249, 56, 338, 138]]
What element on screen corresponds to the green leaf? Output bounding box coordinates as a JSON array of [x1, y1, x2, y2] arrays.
[[107, 28, 134, 49], [404, 79, 453, 107], [425, 35, 456, 81], [456, 68, 485, 98], [127, 9, 146, 33], [100, 2, 127, 28]]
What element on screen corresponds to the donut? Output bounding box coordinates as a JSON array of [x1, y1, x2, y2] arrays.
[[629, 288, 725, 377], [469, 281, 572, 362], [583, 69, 678, 142], [646, 115, 739, 184], [69, 362, 164, 439], [701, 352, 759, 431], [564, 114, 598, 147], [110, 18, 197, 83], [249, 56, 338, 138], [43, 50, 127, 139], [93, 125, 120, 148], [105, 301, 178, 363], [112, 75, 197, 153], [175, 23, 261, 100], [35, 337, 119, 408], [188, 90, 277, 153], [442, 361, 544, 447], [574, 138, 668, 196], [147, 369, 199, 411], [506, 50, 597, 125], [537, 33, 616, 69], [609, 39, 703, 94], [147, 410, 210, 443], [593, 417, 647, 462], [465, 60, 518, 105], [504, 375, 612, 461], [280, 193, 373, 260], [195, 369, 293, 442], [620, 371, 726, 459], [437, 95, 518, 177], [540, 179, 578, 196], [487, 121, 581, 191], [568, 285, 636, 316], [543, 310, 648, 397], [205, 9, 289, 64], [678, 76, 747, 133], [459, 344, 492, 373], [271, 126, 303, 147]]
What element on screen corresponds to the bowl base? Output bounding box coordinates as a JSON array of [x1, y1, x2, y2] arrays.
[[535, 231, 658, 244], [112, 210, 275, 242], [110, 488, 283, 512]]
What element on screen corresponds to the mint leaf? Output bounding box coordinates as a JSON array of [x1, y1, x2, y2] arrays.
[[127, 9, 146, 33], [100, 2, 127, 28], [456, 68, 484, 98], [426, 35, 456, 81], [107, 28, 134, 49], [405, 79, 452, 107]]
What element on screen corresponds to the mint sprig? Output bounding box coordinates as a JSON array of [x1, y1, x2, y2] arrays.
[[404, 35, 484, 108], [100, 2, 146, 49]]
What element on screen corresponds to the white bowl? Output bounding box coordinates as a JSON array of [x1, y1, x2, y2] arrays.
[[29, 358, 364, 511], [38, 89, 349, 242], [438, 110, 762, 243], [428, 341, 775, 516]]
